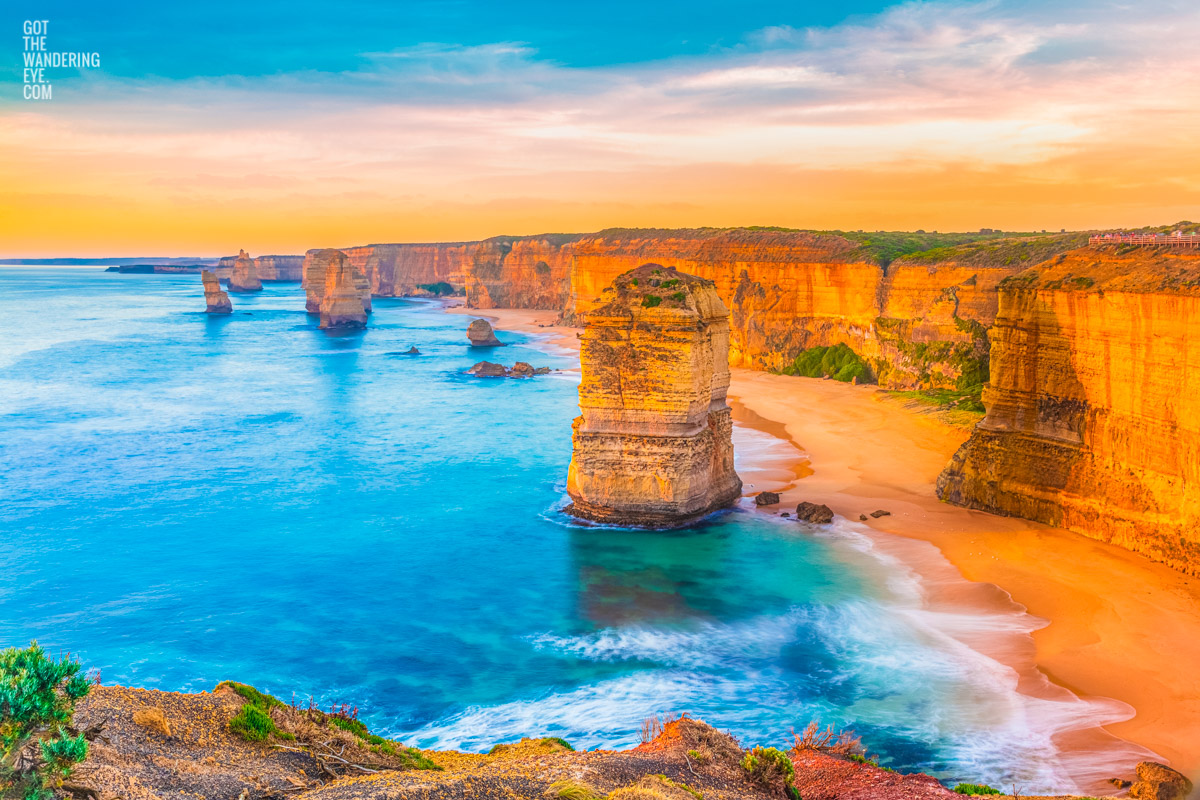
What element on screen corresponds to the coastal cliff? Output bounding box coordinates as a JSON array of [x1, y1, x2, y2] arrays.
[[227, 250, 263, 293], [318, 250, 368, 329], [303, 249, 372, 314], [566, 264, 742, 526], [938, 245, 1200, 574]]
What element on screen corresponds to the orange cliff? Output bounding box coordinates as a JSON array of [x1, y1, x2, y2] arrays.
[[565, 265, 742, 527], [938, 245, 1200, 574], [303, 249, 372, 315], [216, 253, 303, 282]]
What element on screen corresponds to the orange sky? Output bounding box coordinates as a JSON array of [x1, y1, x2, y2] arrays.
[[3, 2, 1198, 257]]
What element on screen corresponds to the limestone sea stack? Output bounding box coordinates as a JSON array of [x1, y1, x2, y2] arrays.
[[318, 250, 368, 330], [227, 249, 263, 292], [201, 270, 232, 314], [565, 264, 742, 527], [467, 318, 504, 346], [303, 249, 372, 314]]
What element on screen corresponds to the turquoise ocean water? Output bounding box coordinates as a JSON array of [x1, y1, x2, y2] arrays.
[[0, 269, 1140, 791]]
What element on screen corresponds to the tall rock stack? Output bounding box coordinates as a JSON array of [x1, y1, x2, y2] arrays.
[[201, 270, 232, 314], [566, 264, 742, 527], [227, 249, 263, 293], [318, 250, 368, 330], [303, 249, 371, 314]]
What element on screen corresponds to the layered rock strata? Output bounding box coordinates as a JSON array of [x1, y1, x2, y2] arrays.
[[317, 250, 368, 330], [566, 264, 742, 527], [216, 254, 303, 281], [938, 246, 1200, 574], [201, 270, 232, 314], [303, 249, 372, 315], [226, 250, 263, 293]]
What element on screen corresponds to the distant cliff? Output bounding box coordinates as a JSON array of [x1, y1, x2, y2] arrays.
[[215, 254, 304, 281], [312, 229, 1087, 391], [938, 245, 1200, 574]]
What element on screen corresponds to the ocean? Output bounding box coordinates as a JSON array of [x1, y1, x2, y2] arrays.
[[0, 268, 1141, 792]]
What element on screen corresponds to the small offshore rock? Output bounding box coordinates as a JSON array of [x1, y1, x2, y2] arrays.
[[1130, 762, 1193, 800], [795, 501, 834, 524], [509, 362, 535, 378], [467, 318, 504, 347], [870, 509, 892, 518], [755, 491, 781, 506], [404, 346, 420, 355], [468, 361, 507, 377], [780, 512, 790, 517], [534, 366, 551, 375]]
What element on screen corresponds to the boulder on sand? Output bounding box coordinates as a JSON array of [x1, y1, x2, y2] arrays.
[[467, 318, 504, 347], [1129, 762, 1193, 800], [755, 491, 781, 506], [795, 501, 834, 524], [870, 509, 892, 518]]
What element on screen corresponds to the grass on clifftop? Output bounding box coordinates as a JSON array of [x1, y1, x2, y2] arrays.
[[955, 783, 1003, 795]]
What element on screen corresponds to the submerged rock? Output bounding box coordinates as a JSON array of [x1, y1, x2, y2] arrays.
[[201, 270, 232, 314], [227, 249, 262, 293], [467, 318, 504, 347], [755, 491, 781, 506], [566, 264, 742, 527], [795, 501, 834, 524], [468, 361, 508, 377], [318, 250, 368, 330]]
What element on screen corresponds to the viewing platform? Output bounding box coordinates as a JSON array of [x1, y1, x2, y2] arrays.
[[1089, 232, 1200, 248]]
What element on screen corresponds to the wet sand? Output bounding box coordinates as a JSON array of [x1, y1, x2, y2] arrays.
[[449, 304, 1200, 789]]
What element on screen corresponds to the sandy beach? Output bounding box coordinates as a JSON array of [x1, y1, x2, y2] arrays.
[[455, 303, 1200, 789]]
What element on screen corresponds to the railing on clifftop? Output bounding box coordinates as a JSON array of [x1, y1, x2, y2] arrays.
[[1089, 232, 1200, 248]]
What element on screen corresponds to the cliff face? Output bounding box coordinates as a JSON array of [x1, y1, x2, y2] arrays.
[[938, 246, 1200, 574], [216, 254, 303, 281], [327, 230, 1043, 390], [566, 264, 742, 526], [201, 270, 232, 314]]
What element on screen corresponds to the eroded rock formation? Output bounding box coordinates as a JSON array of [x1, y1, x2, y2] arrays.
[[318, 250, 368, 330], [216, 254, 303, 281], [938, 246, 1200, 574], [227, 250, 263, 293], [566, 264, 742, 527], [201, 270, 232, 314], [303, 249, 372, 314], [467, 318, 504, 347]]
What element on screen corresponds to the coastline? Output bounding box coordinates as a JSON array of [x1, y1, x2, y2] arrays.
[[453, 303, 1200, 791]]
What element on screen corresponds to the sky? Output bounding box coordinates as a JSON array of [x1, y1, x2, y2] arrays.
[[2, 0, 1198, 256]]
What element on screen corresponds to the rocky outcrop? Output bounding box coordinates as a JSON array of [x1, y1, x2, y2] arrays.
[[216, 254, 303, 281], [795, 502, 834, 524], [1128, 761, 1193, 800], [201, 270, 232, 314], [938, 246, 1200, 574], [303, 249, 372, 314], [226, 250, 263, 293], [467, 319, 504, 347], [566, 264, 742, 527], [755, 491, 781, 506], [318, 250, 368, 330], [466, 361, 549, 378]]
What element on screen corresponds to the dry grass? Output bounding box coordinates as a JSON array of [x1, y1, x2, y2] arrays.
[[131, 707, 171, 737], [790, 722, 864, 757]]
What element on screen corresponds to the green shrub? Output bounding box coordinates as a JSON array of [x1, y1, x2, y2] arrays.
[[670, 292, 686, 303], [954, 784, 1002, 795], [215, 681, 285, 710], [416, 281, 456, 296], [781, 343, 872, 383], [660, 278, 680, 289], [0, 641, 92, 800], [330, 715, 369, 738], [228, 704, 279, 742], [542, 736, 575, 751], [642, 295, 662, 308], [742, 746, 796, 792]]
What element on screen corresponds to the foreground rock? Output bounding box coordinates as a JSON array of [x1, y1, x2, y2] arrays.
[[796, 501, 835, 524], [226, 249, 263, 293], [566, 264, 742, 527], [318, 250, 368, 330], [466, 318, 504, 346], [74, 685, 989, 800], [1128, 761, 1194, 800], [201, 270, 232, 314], [755, 491, 781, 506]]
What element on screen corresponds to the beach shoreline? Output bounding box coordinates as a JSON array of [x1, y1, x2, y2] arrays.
[[453, 303, 1200, 793]]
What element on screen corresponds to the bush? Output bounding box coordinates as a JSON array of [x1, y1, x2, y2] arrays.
[[742, 746, 796, 793], [780, 344, 872, 383], [642, 295, 662, 308], [670, 292, 686, 303], [416, 281, 456, 296], [0, 641, 93, 800], [228, 704, 279, 742], [955, 784, 1002, 795]]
